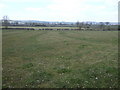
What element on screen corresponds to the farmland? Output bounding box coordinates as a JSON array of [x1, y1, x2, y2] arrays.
[[2, 30, 118, 88]]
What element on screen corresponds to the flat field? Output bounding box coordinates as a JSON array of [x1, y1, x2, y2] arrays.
[[2, 30, 118, 88]]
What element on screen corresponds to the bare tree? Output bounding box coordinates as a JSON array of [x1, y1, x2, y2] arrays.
[[105, 22, 110, 30], [76, 21, 79, 27], [99, 22, 104, 30], [2, 15, 9, 29], [76, 21, 83, 30], [79, 22, 84, 30]]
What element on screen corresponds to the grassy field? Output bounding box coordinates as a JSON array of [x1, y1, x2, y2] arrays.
[[2, 30, 118, 88]]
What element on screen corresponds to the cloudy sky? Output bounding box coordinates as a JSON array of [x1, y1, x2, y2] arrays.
[[0, 0, 119, 22]]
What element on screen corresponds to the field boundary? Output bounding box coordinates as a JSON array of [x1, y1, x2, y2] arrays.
[[1, 28, 118, 31]]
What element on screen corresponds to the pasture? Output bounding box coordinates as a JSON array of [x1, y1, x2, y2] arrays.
[[2, 30, 118, 88]]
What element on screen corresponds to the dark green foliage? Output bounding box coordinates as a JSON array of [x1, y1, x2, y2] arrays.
[[56, 68, 72, 74]]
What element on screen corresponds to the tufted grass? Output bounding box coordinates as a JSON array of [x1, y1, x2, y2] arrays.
[[2, 30, 118, 88]]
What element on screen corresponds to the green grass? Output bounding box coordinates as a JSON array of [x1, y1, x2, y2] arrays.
[[2, 30, 118, 88]]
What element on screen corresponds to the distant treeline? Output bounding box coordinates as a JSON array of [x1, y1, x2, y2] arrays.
[[0, 15, 118, 31], [1, 22, 118, 31]]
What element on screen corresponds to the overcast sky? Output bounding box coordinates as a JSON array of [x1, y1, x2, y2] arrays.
[[0, 0, 119, 22]]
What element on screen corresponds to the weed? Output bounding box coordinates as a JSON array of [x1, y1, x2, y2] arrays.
[[22, 63, 34, 69], [56, 68, 72, 74]]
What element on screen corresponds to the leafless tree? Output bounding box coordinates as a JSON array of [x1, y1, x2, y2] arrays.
[[99, 22, 104, 30], [76, 21, 83, 30], [105, 22, 110, 30], [76, 21, 79, 27], [2, 15, 9, 29]]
